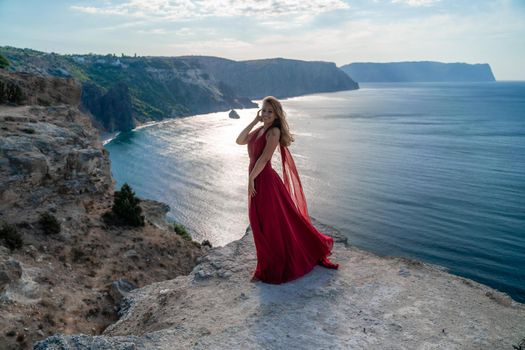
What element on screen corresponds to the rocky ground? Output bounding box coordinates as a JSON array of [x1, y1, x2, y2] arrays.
[[0, 72, 205, 350], [0, 197, 204, 350], [35, 219, 525, 349]]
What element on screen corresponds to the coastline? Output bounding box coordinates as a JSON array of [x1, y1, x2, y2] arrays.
[[99, 120, 163, 145], [99, 113, 230, 145], [100, 130, 121, 145]]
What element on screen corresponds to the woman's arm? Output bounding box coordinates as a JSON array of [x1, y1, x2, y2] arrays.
[[249, 127, 281, 183], [236, 110, 261, 145]]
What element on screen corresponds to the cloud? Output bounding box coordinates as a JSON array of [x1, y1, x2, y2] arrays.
[[168, 37, 252, 53], [97, 20, 151, 31], [137, 28, 169, 34], [391, 0, 441, 6], [174, 27, 194, 36], [70, 0, 350, 21], [70, 6, 104, 14]]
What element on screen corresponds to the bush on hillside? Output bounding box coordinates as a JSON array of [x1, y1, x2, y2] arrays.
[[103, 183, 145, 227], [173, 223, 192, 241], [0, 54, 9, 69], [0, 222, 23, 250], [0, 81, 24, 105], [39, 212, 61, 235]]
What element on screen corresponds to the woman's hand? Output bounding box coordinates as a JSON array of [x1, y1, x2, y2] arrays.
[[248, 178, 257, 197], [236, 112, 261, 145], [254, 109, 262, 123]]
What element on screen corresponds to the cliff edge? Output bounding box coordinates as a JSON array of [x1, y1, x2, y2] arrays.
[[35, 219, 525, 349]]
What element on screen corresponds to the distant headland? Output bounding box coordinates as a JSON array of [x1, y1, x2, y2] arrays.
[[340, 61, 496, 82]]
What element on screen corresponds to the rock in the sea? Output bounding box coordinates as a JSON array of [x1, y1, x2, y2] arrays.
[[228, 109, 240, 119]]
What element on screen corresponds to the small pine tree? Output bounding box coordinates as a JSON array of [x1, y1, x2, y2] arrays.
[[0, 54, 9, 69], [104, 183, 145, 227], [39, 212, 61, 235], [173, 223, 192, 241], [0, 81, 5, 104], [9, 84, 23, 104], [0, 222, 23, 250]]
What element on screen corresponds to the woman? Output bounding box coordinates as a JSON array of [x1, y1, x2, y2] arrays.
[[235, 96, 339, 284]]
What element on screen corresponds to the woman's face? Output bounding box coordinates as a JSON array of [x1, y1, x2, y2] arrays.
[[261, 102, 277, 124]]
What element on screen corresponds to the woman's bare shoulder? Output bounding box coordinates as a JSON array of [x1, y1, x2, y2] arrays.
[[267, 127, 281, 137]]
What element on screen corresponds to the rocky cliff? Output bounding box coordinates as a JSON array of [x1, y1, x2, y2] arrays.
[[80, 81, 134, 132], [34, 220, 525, 349], [0, 71, 204, 349], [0, 46, 258, 133], [340, 61, 496, 82], [186, 56, 359, 99], [0, 71, 111, 218], [0, 47, 360, 134]]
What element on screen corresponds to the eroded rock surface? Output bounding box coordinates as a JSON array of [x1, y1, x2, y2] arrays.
[[35, 219, 525, 349]]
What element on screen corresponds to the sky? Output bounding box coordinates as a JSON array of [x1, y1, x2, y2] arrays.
[[1, 0, 524, 80]]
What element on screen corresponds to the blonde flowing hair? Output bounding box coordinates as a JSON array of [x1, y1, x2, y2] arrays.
[[262, 96, 294, 147]]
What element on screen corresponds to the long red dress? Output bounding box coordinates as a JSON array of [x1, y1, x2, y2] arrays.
[[248, 126, 339, 284]]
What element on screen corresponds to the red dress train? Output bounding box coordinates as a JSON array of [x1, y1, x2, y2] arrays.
[[248, 126, 339, 284]]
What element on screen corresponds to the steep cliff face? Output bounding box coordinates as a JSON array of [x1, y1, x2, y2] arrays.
[[0, 47, 258, 132], [340, 61, 496, 82], [0, 71, 80, 106], [0, 72, 203, 350], [188, 56, 359, 99], [0, 71, 112, 217], [81, 82, 134, 132]]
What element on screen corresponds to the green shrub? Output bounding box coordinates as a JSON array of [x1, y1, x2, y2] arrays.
[[11, 84, 24, 104], [0, 54, 9, 69], [103, 183, 145, 227], [70, 247, 86, 263], [173, 223, 192, 241], [39, 212, 61, 235], [0, 222, 23, 250], [0, 81, 24, 105]]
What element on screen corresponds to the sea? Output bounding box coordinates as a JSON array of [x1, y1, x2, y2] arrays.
[[104, 82, 525, 302]]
